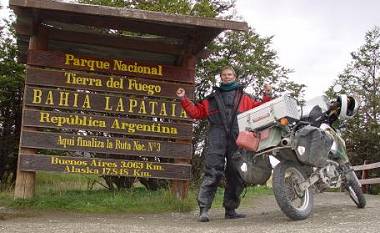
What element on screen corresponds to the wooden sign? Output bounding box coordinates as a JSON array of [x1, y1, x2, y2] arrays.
[[21, 131, 192, 159], [10, 0, 251, 200], [27, 50, 195, 83], [26, 67, 195, 99], [23, 109, 193, 139], [24, 86, 191, 121], [20, 154, 191, 180]]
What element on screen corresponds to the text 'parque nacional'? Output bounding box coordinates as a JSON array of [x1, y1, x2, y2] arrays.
[[65, 54, 163, 76]]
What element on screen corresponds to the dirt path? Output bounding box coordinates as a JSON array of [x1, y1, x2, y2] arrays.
[[0, 192, 379, 233]]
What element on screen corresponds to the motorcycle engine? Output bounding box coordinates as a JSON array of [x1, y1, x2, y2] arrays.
[[319, 163, 340, 187]]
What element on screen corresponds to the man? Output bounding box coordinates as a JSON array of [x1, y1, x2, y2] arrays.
[[176, 66, 272, 222]]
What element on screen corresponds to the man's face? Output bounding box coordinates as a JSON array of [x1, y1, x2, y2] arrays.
[[220, 69, 236, 84]]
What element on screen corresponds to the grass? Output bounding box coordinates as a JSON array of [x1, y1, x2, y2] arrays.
[[0, 172, 272, 213]]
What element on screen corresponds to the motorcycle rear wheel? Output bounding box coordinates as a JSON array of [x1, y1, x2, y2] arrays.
[[272, 161, 314, 220], [345, 171, 366, 208]]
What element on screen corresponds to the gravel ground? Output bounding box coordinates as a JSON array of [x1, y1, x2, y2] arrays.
[[0, 192, 379, 233]]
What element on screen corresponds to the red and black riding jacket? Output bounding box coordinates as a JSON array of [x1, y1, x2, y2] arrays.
[[181, 87, 271, 126]]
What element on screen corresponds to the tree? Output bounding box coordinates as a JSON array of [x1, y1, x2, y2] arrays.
[[0, 15, 25, 187], [79, 0, 235, 17], [328, 26, 380, 166]]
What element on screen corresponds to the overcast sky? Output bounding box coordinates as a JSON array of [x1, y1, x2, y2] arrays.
[[236, 0, 380, 98], [1, 0, 380, 98]]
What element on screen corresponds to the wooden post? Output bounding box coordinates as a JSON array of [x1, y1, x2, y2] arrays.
[[14, 23, 48, 199], [361, 160, 369, 193], [170, 53, 196, 200], [171, 159, 191, 200]]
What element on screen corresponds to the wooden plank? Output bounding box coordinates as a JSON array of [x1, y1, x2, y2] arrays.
[[359, 178, 380, 185], [20, 131, 192, 159], [26, 67, 194, 99], [16, 24, 185, 56], [10, 0, 248, 31], [23, 109, 192, 140], [352, 162, 380, 171], [24, 86, 191, 121], [20, 154, 191, 180], [43, 11, 195, 40], [27, 50, 194, 83], [16, 25, 179, 65], [49, 40, 177, 65]]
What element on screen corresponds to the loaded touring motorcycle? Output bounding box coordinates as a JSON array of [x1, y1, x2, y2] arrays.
[[235, 86, 366, 220]]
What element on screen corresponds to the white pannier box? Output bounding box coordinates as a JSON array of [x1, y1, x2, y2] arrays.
[[237, 94, 300, 131]]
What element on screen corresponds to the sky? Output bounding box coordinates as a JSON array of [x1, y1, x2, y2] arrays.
[[235, 0, 380, 98], [1, 0, 380, 99]]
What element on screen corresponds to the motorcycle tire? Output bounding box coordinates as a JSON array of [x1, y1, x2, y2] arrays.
[[345, 171, 366, 208], [272, 161, 314, 220]]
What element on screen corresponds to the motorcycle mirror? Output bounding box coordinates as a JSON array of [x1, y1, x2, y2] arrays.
[[333, 84, 342, 93]]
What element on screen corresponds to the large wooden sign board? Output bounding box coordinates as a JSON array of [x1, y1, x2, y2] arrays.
[[10, 0, 248, 199], [19, 49, 195, 190]]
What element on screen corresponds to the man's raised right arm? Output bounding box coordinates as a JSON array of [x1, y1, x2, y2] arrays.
[[177, 88, 208, 120]]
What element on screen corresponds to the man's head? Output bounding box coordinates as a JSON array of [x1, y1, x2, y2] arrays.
[[220, 66, 236, 84]]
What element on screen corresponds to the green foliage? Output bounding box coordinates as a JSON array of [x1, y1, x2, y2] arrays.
[[328, 26, 380, 167], [79, 0, 235, 17], [0, 15, 25, 186], [190, 0, 218, 17], [129, 0, 193, 15], [79, 0, 127, 7]]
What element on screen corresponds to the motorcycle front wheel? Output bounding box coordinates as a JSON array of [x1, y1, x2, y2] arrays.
[[272, 161, 314, 220], [345, 170, 366, 208]]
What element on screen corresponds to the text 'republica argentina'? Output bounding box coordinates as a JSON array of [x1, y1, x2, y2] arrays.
[[39, 111, 179, 135]]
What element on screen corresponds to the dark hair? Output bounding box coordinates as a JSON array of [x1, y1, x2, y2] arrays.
[[220, 66, 236, 77]]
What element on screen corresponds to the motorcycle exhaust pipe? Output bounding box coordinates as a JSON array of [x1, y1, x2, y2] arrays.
[[280, 138, 291, 146]]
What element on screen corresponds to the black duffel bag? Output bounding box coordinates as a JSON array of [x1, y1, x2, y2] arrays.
[[293, 125, 333, 167], [232, 149, 272, 186]]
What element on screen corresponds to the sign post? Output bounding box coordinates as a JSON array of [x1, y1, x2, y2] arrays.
[[10, 0, 248, 199]]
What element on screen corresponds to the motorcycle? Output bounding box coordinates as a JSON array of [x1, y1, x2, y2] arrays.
[[235, 86, 366, 220]]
